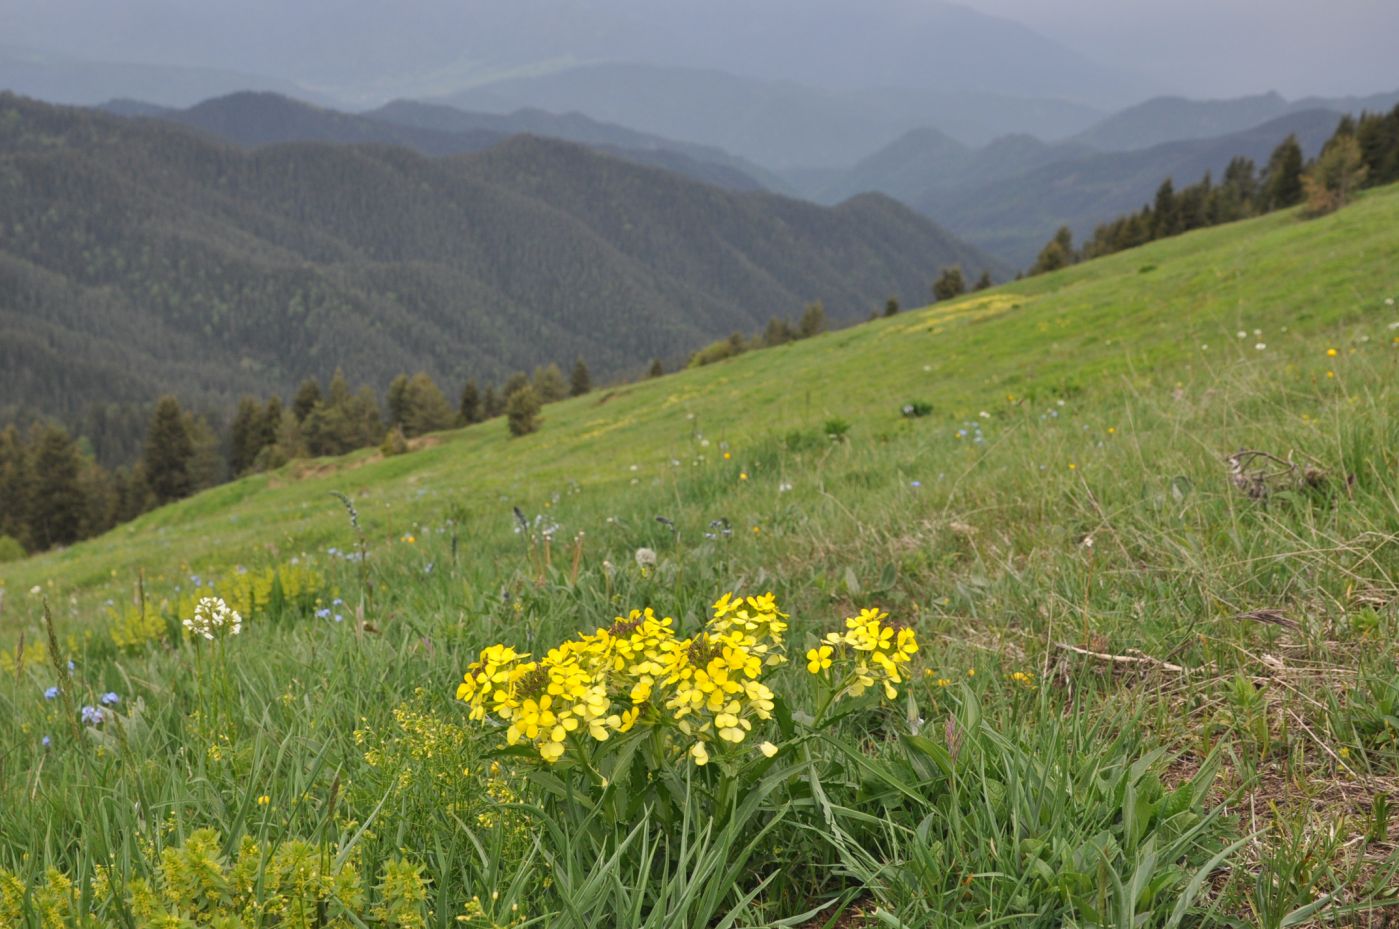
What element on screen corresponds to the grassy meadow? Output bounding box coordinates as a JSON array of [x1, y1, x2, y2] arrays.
[[1, 185, 1398, 926]]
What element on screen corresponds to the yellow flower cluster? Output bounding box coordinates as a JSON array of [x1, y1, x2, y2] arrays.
[[174, 562, 324, 622], [807, 607, 919, 700], [109, 602, 166, 650], [456, 594, 788, 765]]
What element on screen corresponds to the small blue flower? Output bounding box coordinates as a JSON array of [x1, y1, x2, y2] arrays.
[[316, 607, 331, 619], [80, 705, 104, 726], [910, 481, 922, 488], [333, 613, 344, 623], [44, 686, 59, 700], [41, 736, 52, 748], [332, 597, 344, 606], [100, 692, 120, 706], [67, 660, 76, 672]]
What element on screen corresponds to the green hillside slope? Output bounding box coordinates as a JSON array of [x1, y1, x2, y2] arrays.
[[0, 185, 1395, 927], [7, 184, 1394, 610], [0, 93, 995, 451]]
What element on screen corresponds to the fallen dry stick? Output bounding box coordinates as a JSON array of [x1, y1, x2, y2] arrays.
[[1055, 642, 1187, 674]]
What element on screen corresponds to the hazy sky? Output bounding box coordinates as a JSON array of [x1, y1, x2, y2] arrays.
[[3, 0, 1396, 102], [957, 0, 1399, 97]]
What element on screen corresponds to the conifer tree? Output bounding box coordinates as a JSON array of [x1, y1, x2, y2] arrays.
[[143, 395, 194, 505], [884, 297, 900, 317], [506, 385, 542, 437], [974, 270, 993, 291], [28, 421, 86, 549], [401, 372, 455, 436], [184, 412, 225, 492], [255, 408, 306, 472], [228, 397, 262, 475], [501, 371, 530, 401], [1263, 135, 1305, 209], [259, 396, 284, 452], [648, 359, 664, 378], [1301, 134, 1368, 215], [570, 358, 592, 397], [386, 374, 411, 428], [77, 456, 117, 539], [798, 301, 826, 338], [1151, 179, 1178, 237], [482, 386, 503, 419], [1030, 227, 1074, 275], [114, 464, 153, 523], [0, 424, 31, 546], [933, 266, 966, 300], [533, 363, 569, 403], [292, 378, 323, 422], [763, 318, 793, 346], [459, 378, 483, 424]]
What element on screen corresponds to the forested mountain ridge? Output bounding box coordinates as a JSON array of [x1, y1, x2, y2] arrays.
[[1072, 89, 1399, 152], [99, 91, 771, 192], [363, 98, 785, 192], [919, 109, 1346, 266], [0, 93, 997, 463]]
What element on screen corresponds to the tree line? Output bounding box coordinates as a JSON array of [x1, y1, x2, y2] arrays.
[[2, 238, 1001, 562], [1027, 106, 1399, 274], [0, 360, 597, 559]]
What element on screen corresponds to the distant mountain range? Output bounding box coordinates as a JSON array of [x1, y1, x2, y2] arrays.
[[0, 93, 998, 449], [97, 91, 778, 192], [794, 127, 1096, 206], [436, 62, 1106, 168], [921, 109, 1345, 266], [0, 43, 328, 108], [1071, 89, 1399, 151]]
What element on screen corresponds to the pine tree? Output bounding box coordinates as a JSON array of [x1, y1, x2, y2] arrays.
[[532, 363, 569, 403], [184, 412, 225, 492], [932, 266, 966, 300], [27, 421, 86, 550], [77, 456, 117, 539], [506, 385, 542, 437], [501, 371, 530, 400], [570, 358, 592, 397], [974, 270, 993, 291], [1151, 179, 1178, 238], [459, 378, 483, 425], [115, 463, 154, 522], [350, 387, 386, 449], [763, 317, 794, 346], [143, 395, 194, 505], [0, 424, 31, 546], [254, 408, 306, 472], [483, 386, 503, 418], [327, 369, 353, 407], [228, 397, 262, 475], [1030, 227, 1074, 275], [884, 297, 900, 317], [648, 359, 664, 378], [259, 396, 284, 452], [798, 301, 826, 338], [1301, 134, 1368, 215], [401, 372, 455, 437], [1263, 135, 1305, 209], [386, 374, 411, 428], [292, 378, 322, 422]]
